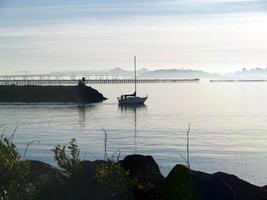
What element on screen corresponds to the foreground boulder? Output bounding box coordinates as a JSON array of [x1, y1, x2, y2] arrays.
[[27, 160, 134, 200], [120, 154, 164, 186], [26, 160, 66, 199], [213, 172, 267, 200], [120, 155, 165, 200], [25, 156, 267, 200], [166, 164, 267, 200], [63, 160, 134, 200]]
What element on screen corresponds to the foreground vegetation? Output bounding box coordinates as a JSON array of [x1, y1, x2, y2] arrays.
[[0, 136, 142, 200], [0, 134, 29, 200]]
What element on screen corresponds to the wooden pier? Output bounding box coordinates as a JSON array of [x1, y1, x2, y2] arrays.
[[0, 78, 199, 85]]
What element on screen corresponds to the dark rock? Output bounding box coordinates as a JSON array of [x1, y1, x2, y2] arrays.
[[25, 156, 267, 200], [64, 160, 134, 200], [191, 168, 234, 200], [27, 160, 62, 181], [120, 155, 165, 200], [213, 172, 267, 200], [165, 164, 267, 200], [26, 160, 66, 199], [120, 154, 164, 186]]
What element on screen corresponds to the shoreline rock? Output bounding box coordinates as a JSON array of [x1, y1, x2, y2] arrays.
[[25, 155, 267, 200]]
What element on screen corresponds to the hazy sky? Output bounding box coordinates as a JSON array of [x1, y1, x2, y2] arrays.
[[1, 0, 267, 73]]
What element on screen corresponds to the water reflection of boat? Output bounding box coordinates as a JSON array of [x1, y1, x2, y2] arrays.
[[119, 104, 146, 111], [119, 104, 146, 153], [118, 57, 147, 105]]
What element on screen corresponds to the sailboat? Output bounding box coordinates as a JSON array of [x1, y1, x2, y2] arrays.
[[118, 56, 148, 105]]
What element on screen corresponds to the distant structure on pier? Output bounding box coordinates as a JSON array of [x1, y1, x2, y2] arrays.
[[0, 69, 134, 81], [0, 69, 200, 85], [0, 78, 199, 86]]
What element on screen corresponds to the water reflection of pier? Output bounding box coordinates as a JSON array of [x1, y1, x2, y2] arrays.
[[77, 104, 97, 126], [78, 105, 86, 125]]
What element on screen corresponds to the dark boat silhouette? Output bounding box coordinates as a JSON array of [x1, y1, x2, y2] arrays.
[[118, 56, 147, 105]]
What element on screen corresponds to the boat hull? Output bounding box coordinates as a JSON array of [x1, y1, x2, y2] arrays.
[[118, 96, 147, 105]]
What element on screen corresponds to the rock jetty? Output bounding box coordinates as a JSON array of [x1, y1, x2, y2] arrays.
[[0, 80, 106, 103]]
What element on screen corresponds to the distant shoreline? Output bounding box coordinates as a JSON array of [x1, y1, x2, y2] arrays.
[[210, 79, 267, 82]]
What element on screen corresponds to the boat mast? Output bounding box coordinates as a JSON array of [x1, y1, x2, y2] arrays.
[[134, 56, 137, 96]]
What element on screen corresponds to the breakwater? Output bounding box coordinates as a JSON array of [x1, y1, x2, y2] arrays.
[[0, 84, 106, 103]]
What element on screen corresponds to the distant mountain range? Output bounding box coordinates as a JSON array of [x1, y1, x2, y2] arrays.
[[224, 68, 267, 79], [106, 67, 150, 76], [5, 67, 267, 80], [102, 68, 220, 79], [137, 69, 219, 79], [106, 67, 267, 79]]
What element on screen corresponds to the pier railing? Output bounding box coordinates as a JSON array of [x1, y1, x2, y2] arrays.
[[0, 78, 199, 85]]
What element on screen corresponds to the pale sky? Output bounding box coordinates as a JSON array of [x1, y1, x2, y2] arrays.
[[1, 0, 267, 74]]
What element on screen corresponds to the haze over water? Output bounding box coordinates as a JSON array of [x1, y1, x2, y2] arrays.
[[2, 0, 267, 73], [1, 82, 267, 186]]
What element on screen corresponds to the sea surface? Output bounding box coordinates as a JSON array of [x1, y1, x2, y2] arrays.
[[1, 82, 267, 186]]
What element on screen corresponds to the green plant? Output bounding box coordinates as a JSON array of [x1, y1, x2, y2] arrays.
[[96, 160, 130, 186], [51, 138, 81, 176], [96, 159, 134, 198], [96, 134, 133, 196], [0, 134, 29, 200]]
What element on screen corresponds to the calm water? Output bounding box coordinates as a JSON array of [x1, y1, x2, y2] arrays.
[[1, 82, 267, 186]]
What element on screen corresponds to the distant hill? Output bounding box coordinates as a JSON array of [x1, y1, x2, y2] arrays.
[[138, 69, 220, 79], [108, 67, 130, 75], [107, 67, 150, 76], [105, 68, 220, 79], [7, 67, 267, 80], [224, 68, 267, 79], [3, 68, 221, 80]]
